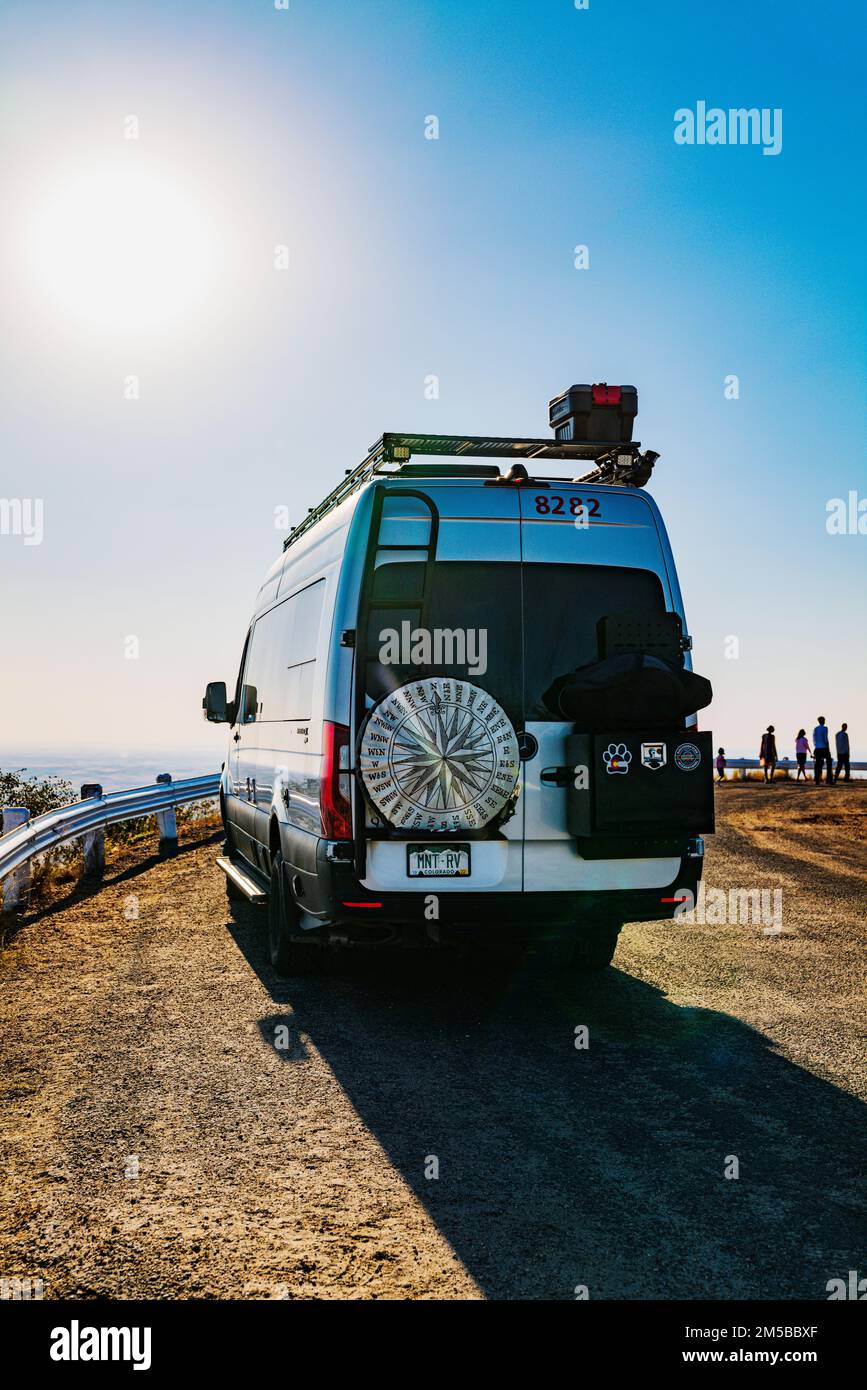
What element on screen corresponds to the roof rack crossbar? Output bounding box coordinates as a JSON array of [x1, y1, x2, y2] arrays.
[[282, 431, 657, 550]]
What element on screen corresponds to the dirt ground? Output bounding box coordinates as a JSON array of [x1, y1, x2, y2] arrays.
[[1, 783, 865, 1300]]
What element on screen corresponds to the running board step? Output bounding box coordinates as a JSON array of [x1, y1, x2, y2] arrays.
[[216, 856, 267, 903]]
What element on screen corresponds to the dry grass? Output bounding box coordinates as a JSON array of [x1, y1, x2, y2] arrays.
[[717, 777, 867, 882], [1, 803, 221, 945]]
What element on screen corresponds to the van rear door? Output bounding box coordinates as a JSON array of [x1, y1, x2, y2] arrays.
[[359, 482, 524, 894], [517, 483, 683, 893]]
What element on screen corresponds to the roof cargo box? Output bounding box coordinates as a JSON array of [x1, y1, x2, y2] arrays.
[[548, 383, 638, 443]]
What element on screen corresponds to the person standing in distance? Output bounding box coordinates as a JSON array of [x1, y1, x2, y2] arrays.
[[760, 725, 778, 782], [834, 722, 851, 783], [813, 716, 833, 785], [795, 729, 810, 781]]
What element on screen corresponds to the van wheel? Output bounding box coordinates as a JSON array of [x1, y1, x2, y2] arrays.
[[268, 849, 315, 977], [570, 927, 621, 972]]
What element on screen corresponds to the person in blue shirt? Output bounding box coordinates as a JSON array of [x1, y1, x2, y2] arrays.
[[813, 716, 833, 784], [834, 723, 851, 782]]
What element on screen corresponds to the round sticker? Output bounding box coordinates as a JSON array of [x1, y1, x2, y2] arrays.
[[359, 677, 520, 832], [674, 742, 701, 772]]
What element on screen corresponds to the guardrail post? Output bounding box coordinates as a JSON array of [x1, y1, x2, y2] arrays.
[[155, 774, 178, 854], [1, 808, 31, 911], [80, 783, 105, 882]]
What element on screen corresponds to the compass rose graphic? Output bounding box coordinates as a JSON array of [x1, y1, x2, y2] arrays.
[[359, 679, 520, 831], [391, 689, 495, 811]]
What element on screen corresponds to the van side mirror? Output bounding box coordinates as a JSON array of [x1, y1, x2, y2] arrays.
[[203, 681, 229, 723]]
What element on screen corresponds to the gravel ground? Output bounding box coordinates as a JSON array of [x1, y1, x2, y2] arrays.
[[1, 783, 864, 1300]]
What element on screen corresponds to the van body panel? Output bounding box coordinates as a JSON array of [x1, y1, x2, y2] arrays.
[[322, 487, 379, 729], [523, 843, 681, 891]]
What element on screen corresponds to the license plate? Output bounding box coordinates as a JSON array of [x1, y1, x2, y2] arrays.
[[407, 843, 471, 877]]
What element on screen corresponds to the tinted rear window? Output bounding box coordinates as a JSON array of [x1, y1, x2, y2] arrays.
[[364, 561, 665, 722], [523, 563, 665, 716]]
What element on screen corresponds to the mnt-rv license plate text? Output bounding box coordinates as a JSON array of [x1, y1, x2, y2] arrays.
[[407, 844, 471, 877]]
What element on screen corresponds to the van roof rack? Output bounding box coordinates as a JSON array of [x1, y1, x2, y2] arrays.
[[282, 431, 658, 550]]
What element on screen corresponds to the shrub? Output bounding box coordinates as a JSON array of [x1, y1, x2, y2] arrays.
[[0, 767, 74, 819], [0, 768, 81, 908]]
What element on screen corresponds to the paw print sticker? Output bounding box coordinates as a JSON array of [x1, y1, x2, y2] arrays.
[[603, 742, 632, 775]]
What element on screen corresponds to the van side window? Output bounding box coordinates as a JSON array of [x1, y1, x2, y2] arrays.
[[377, 494, 432, 548], [232, 630, 252, 724], [242, 579, 326, 722]]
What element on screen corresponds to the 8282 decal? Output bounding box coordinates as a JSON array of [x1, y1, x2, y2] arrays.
[[533, 494, 601, 518]]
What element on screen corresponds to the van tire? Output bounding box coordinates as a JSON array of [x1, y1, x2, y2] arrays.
[[268, 849, 315, 977], [570, 927, 621, 972]]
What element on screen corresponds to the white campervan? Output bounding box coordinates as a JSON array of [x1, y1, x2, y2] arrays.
[[204, 385, 714, 975]]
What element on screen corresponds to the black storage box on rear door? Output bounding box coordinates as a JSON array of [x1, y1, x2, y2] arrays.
[[548, 384, 638, 443], [597, 610, 684, 663], [566, 730, 715, 843]]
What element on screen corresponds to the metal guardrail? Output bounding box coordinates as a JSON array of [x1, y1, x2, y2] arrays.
[[0, 773, 220, 886], [720, 758, 865, 775]]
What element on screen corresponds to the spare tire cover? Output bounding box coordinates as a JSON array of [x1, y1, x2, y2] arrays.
[[359, 677, 520, 832]]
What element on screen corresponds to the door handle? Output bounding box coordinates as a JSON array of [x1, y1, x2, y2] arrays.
[[233, 732, 241, 742], [540, 766, 573, 787]]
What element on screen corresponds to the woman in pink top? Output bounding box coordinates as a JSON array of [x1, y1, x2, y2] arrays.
[[795, 729, 810, 781]]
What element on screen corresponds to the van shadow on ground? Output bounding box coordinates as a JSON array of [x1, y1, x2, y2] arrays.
[[229, 904, 865, 1301]]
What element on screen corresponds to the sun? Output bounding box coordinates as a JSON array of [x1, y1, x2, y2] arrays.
[[29, 167, 219, 333]]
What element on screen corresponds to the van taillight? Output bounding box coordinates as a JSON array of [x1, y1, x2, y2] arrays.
[[321, 722, 352, 840]]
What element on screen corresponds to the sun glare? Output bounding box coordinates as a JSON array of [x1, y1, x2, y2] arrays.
[[29, 168, 219, 333]]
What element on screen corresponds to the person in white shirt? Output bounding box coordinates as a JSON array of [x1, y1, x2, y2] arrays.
[[813, 716, 833, 784]]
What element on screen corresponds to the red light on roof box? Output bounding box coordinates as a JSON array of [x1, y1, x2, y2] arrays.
[[592, 383, 622, 406]]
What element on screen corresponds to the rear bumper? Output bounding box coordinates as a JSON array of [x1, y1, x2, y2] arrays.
[[281, 826, 703, 936]]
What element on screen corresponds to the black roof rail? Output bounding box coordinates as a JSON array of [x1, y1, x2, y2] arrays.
[[282, 432, 659, 551]]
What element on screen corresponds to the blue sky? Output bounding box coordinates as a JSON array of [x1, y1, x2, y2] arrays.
[[1, 0, 865, 762]]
